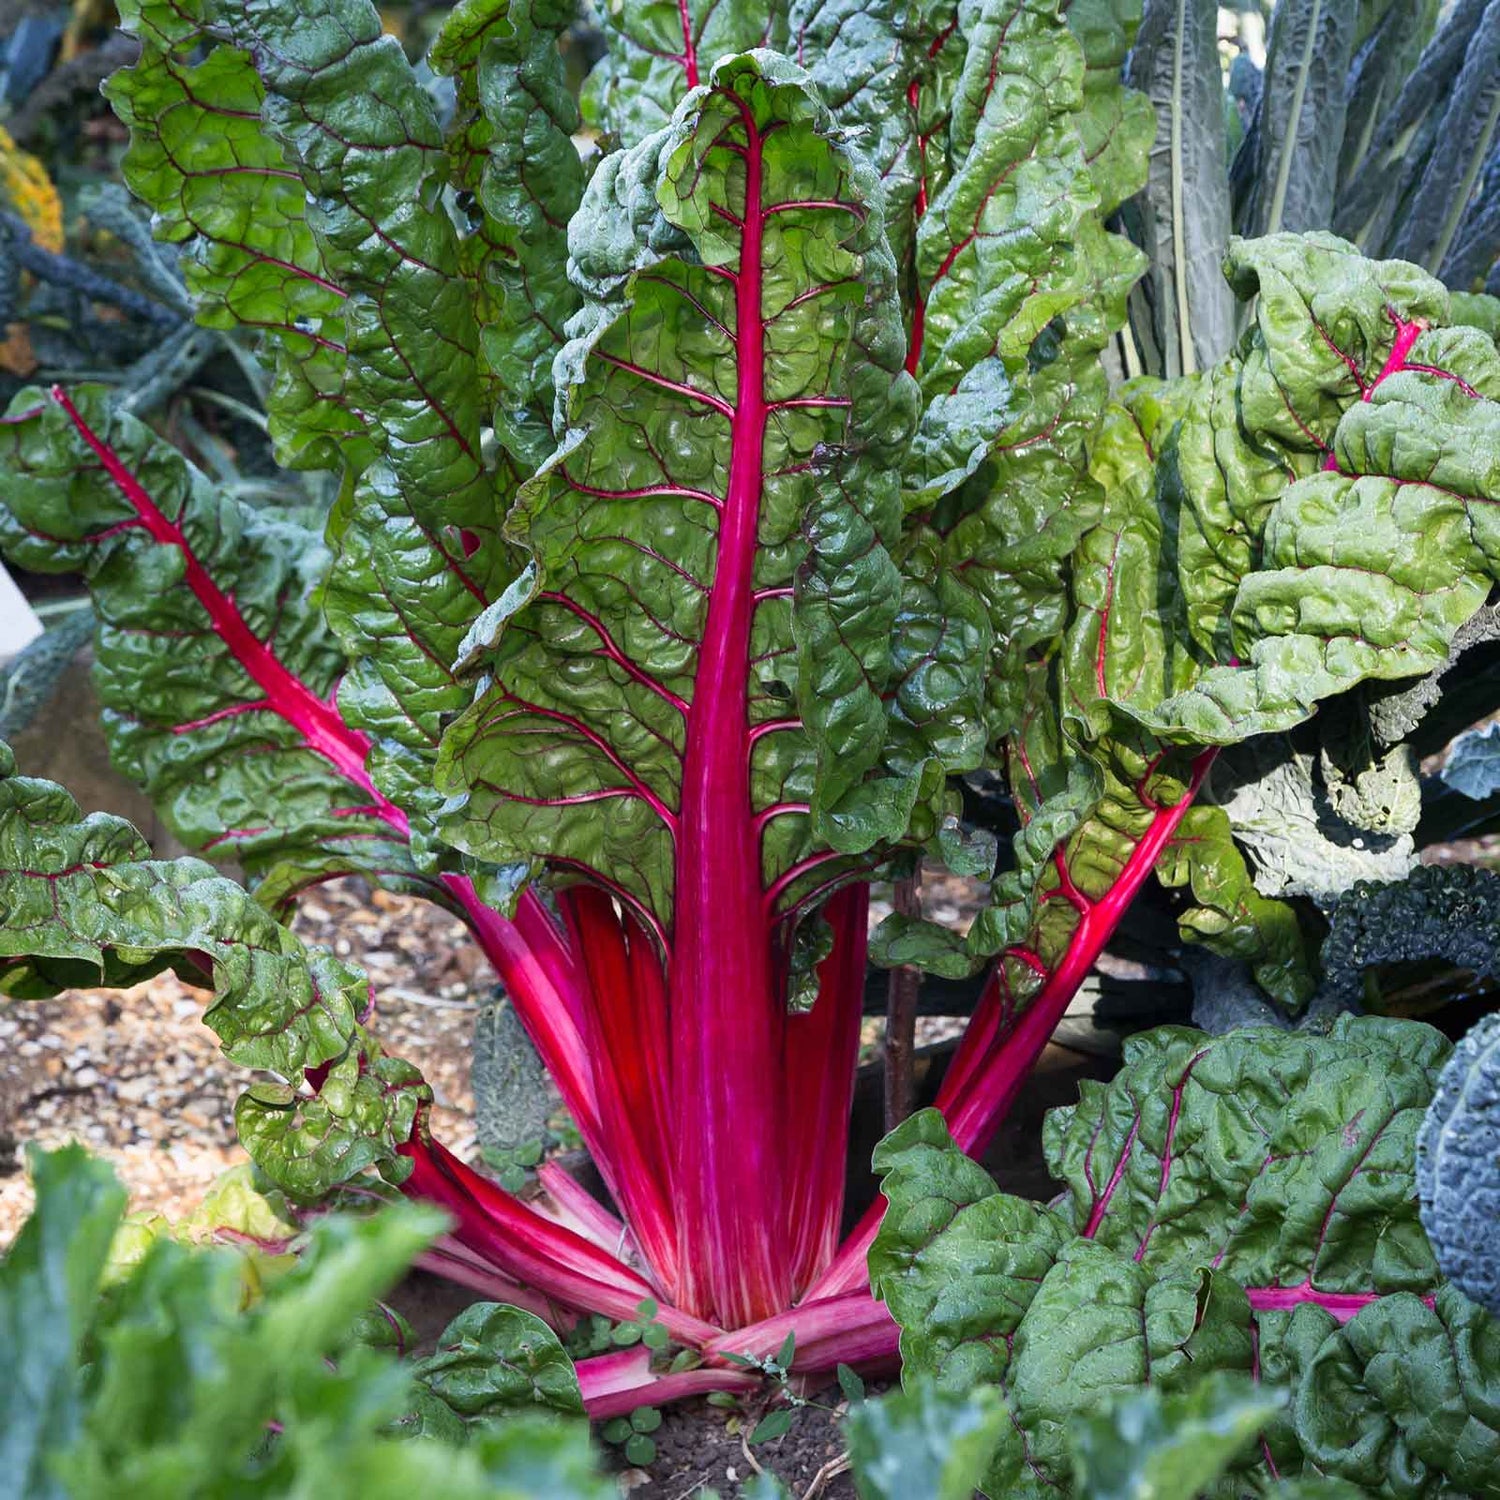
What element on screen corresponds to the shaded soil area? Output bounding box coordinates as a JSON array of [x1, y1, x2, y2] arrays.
[[384, 1268, 872, 1498], [609, 1385, 864, 1500]]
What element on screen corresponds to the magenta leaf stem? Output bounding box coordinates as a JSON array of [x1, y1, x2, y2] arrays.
[[668, 90, 789, 1330]]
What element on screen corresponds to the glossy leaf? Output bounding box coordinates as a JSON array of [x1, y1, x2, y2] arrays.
[[0, 742, 427, 1193], [236, 1049, 429, 1198], [1155, 803, 1313, 1008], [219, 0, 516, 839], [0, 388, 417, 905], [788, 0, 967, 277], [1102, 236, 1500, 745], [1066, 0, 1156, 218], [413, 1302, 585, 1420], [896, 0, 1146, 749], [2, 741, 353, 1070], [873, 1018, 1500, 1496], [584, 0, 784, 144], [438, 50, 918, 917], [440, 50, 917, 1329], [430, 0, 584, 470], [104, 0, 367, 473]]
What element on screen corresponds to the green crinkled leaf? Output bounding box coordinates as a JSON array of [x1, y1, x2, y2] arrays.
[[895, 0, 1146, 750], [584, 0, 784, 145], [1, 741, 356, 1073], [869, 673, 1111, 985], [873, 1018, 1497, 1497], [1041, 1018, 1449, 1284], [1065, 0, 1156, 217], [1103, 235, 1500, 746], [437, 51, 919, 925], [0, 388, 419, 906], [105, 0, 368, 473], [844, 1379, 1008, 1500], [235, 1049, 429, 1198], [1155, 803, 1314, 1008], [1003, 1250, 1258, 1490], [1061, 374, 1211, 738], [980, 712, 1185, 984], [1279, 1288, 1500, 1494], [787, 0, 948, 271], [413, 1303, 584, 1422], [869, 1106, 1071, 1384], [0, 743, 428, 1194], [218, 0, 519, 843], [1067, 1372, 1287, 1500], [1453, 290, 1500, 341], [430, 0, 584, 470]]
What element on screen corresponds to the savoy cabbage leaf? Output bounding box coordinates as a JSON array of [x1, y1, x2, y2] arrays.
[[1418, 1013, 1500, 1319]]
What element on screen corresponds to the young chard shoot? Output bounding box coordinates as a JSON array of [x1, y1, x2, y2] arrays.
[[3, 0, 1500, 1435]]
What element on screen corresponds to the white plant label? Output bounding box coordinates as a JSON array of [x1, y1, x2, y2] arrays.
[[0, 561, 43, 662]]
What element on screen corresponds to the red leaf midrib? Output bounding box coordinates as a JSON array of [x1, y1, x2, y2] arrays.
[[51, 386, 407, 833], [668, 91, 792, 1329]]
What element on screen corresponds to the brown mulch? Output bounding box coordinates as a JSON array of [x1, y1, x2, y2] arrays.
[[0, 973, 249, 1236]]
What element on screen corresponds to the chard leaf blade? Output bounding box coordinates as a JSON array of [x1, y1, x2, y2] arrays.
[[0, 388, 420, 905], [873, 1018, 1498, 1497]]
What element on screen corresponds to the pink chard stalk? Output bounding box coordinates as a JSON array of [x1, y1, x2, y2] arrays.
[[4, 0, 1500, 1426]]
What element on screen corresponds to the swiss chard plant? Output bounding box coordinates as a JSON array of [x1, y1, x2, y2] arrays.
[[4, 0, 1500, 1431], [870, 1018, 1500, 1496]]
